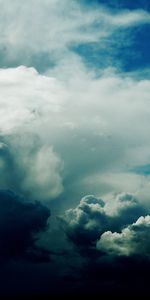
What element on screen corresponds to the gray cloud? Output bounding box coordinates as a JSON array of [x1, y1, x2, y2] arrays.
[[60, 195, 107, 245], [60, 192, 146, 246], [0, 136, 64, 202]]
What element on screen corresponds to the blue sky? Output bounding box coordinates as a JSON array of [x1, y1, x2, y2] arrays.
[[73, 0, 150, 75], [73, 23, 150, 74], [0, 0, 150, 76], [82, 0, 150, 11]]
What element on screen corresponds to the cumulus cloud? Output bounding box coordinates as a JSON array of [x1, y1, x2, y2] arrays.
[[59, 193, 150, 296], [0, 65, 65, 202], [60, 195, 106, 245], [0, 2, 150, 210], [0, 189, 50, 260], [104, 193, 146, 229], [1, 64, 150, 206], [20, 146, 64, 200], [0, 139, 63, 201], [0, 66, 65, 135], [97, 215, 150, 257], [60, 193, 146, 246]]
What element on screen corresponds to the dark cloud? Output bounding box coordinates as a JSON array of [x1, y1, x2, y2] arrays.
[[0, 190, 149, 297], [59, 195, 107, 246], [58, 193, 150, 296], [0, 189, 50, 261], [60, 193, 146, 247], [78, 254, 150, 297]]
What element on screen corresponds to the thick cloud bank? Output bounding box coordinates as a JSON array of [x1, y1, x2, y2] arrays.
[[1, 65, 150, 205], [0, 189, 50, 260]]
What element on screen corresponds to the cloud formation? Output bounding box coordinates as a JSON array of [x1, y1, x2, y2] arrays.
[[0, 66, 64, 135], [97, 215, 150, 257], [0, 0, 150, 296], [17, 145, 64, 201], [1, 65, 150, 206], [59, 192, 150, 296], [61, 193, 146, 246], [0, 139, 63, 201]]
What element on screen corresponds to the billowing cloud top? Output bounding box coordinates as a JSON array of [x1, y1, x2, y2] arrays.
[[60, 193, 146, 247], [97, 215, 150, 257], [1, 65, 150, 204]]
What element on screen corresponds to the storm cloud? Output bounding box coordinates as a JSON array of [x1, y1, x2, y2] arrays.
[[59, 192, 150, 296], [0, 189, 50, 261], [60, 193, 146, 247]]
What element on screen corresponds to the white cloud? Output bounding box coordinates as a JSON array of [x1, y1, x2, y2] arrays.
[[0, 67, 65, 202], [0, 66, 65, 135], [0, 139, 64, 201], [110, 10, 150, 26], [0, 0, 150, 68], [1, 64, 150, 204], [20, 146, 64, 200], [0, 2, 150, 204], [97, 215, 150, 257]]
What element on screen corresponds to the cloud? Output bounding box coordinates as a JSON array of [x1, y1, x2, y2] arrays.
[[0, 0, 150, 71], [0, 139, 64, 201], [104, 193, 146, 227], [0, 66, 64, 135], [20, 146, 64, 200], [0, 4, 150, 208], [60, 195, 107, 245], [59, 192, 150, 296], [0, 189, 50, 260], [60, 193, 146, 246], [1, 64, 150, 207], [0, 66, 65, 201], [109, 10, 150, 26], [97, 215, 150, 257], [0, 1, 150, 296]]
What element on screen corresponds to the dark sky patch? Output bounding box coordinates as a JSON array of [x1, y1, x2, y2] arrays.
[[0, 189, 50, 261]]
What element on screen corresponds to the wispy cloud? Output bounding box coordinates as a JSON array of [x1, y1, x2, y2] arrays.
[[0, 0, 150, 71]]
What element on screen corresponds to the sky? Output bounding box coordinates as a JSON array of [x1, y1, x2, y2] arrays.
[[0, 0, 150, 297]]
